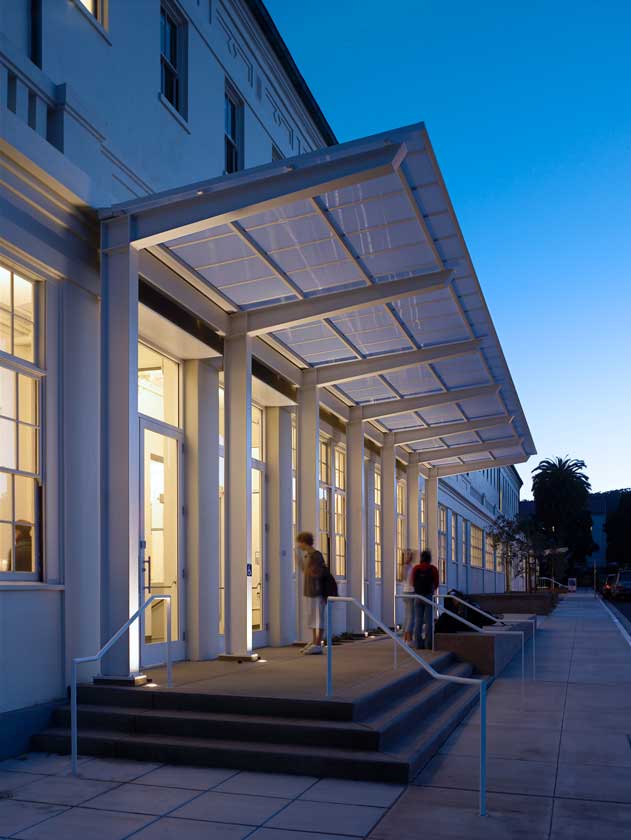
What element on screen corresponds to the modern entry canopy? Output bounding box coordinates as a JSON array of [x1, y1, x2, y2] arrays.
[[101, 122, 535, 475]]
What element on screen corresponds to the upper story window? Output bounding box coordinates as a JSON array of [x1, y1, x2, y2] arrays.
[[161, 3, 187, 117], [225, 86, 243, 174], [0, 266, 42, 580], [138, 343, 179, 427]]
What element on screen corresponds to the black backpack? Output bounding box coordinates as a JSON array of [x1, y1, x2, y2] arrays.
[[321, 566, 338, 600], [413, 565, 435, 597]]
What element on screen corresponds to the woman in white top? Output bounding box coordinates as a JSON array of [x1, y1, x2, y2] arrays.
[[401, 549, 418, 644]]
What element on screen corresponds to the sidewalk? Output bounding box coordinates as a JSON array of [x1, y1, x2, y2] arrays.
[[370, 593, 631, 839], [1, 594, 629, 839]]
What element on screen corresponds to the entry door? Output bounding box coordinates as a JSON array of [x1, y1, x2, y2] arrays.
[[251, 465, 267, 646], [139, 418, 186, 666]]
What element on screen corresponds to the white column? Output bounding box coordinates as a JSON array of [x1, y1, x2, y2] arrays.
[[347, 410, 365, 631], [406, 455, 420, 553], [381, 434, 397, 628], [364, 456, 376, 624], [426, 473, 439, 579], [266, 406, 295, 646], [184, 360, 220, 660], [296, 374, 319, 642], [100, 223, 140, 678], [223, 328, 253, 657]]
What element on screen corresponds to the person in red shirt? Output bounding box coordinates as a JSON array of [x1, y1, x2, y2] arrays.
[[411, 549, 440, 650]]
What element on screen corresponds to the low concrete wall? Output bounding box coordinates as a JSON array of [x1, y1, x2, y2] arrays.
[[436, 621, 534, 676], [469, 592, 558, 616]]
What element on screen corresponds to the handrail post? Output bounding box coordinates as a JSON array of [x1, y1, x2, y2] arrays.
[[479, 679, 487, 817], [166, 596, 173, 689], [326, 598, 333, 697], [71, 659, 78, 776]]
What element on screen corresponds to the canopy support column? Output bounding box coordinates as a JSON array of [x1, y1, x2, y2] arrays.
[[184, 360, 220, 660], [426, 474, 440, 581], [381, 434, 397, 628], [297, 376, 320, 643], [100, 223, 141, 680], [347, 413, 365, 632], [223, 328, 254, 659], [407, 456, 420, 553]]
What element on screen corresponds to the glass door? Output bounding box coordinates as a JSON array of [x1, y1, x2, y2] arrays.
[[251, 465, 266, 644], [139, 418, 185, 666]]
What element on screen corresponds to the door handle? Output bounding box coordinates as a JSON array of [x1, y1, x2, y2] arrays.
[[143, 555, 152, 594]]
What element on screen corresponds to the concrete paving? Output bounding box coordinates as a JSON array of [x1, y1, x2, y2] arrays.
[[1, 593, 629, 838]]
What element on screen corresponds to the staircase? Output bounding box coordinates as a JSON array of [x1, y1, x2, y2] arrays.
[[32, 652, 487, 783]]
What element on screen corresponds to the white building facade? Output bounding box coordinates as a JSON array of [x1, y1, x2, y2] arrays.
[[0, 0, 532, 755]]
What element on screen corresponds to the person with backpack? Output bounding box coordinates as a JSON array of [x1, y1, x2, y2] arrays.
[[411, 549, 440, 650], [295, 531, 337, 655]]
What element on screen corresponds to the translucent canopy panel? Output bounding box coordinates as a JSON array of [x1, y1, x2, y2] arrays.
[[109, 121, 535, 468]]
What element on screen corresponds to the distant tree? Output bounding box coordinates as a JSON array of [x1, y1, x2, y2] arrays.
[[604, 491, 631, 566], [531, 457, 596, 572]]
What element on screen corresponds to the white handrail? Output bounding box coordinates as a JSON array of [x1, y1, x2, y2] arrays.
[[436, 592, 537, 680], [325, 596, 488, 817], [538, 576, 570, 590], [71, 594, 172, 776], [397, 593, 526, 689]]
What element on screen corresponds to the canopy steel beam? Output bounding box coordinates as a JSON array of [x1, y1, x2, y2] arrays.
[[416, 437, 523, 464], [393, 414, 512, 446], [314, 338, 480, 386], [433, 453, 528, 478], [237, 269, 452, 337], [121, 143, 407, 249], [359, 383, 500, 421]]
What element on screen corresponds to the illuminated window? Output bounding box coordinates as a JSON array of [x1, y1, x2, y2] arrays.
[[225, 85, 243, 174], [420, 492, 426, 550], [470, 525, 484, 568], [291, 416, 297, 568], [333, 448, 346, 577], [77, 0, 106, 24], [396, 479, 406, 580], [374, 467, 382, 579], [0, 265, 42, 579], [318, 437, 331, 565], [161, 3, 187, 116], [451, 513, 457, 563], [485, 531, 495, 571], [438, 505, 447, 582], [252, 403, 263, 461], [138, 343, 179, 427], [462, 519, 468, 564]]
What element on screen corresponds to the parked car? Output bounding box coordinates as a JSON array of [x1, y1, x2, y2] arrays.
[[611, 571, 631, 601], [602, 574, 617, 600]]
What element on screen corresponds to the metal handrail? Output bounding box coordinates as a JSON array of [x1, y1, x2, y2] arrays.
[[538, 576, 570, 590], [71, 594, 172, 776], [325, 596, 488, 817], [397, 593, 526, 689], [436, 593, 536, 680]]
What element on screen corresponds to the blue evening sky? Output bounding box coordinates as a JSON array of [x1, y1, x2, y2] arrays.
[[265, 0, 631, 498]]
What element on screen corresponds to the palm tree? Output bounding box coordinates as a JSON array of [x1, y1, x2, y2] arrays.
[[531, 457, 593, 573]]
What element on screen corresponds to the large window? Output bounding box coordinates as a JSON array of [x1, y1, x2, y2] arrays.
[[138, 343, 179, 426], [318, 438, 331, 565], [160, 3, 186, 116], [485, 531, 495, 571], [333, 448, 346, 578], [225, 85, 243, 174], [420, 492, 425, 550], [451, 513, 457, 564], [461, 518, 468, 564], [470, 524, 484, 568], [438, 505, 447, 582], [396, 479, 406, 580], [374, 467, 382, 580], [0, 266, 41, 579]]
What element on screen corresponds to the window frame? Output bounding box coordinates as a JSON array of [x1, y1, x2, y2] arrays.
[[438, 504, 447, 582], [470, 524, 484, 569], [373, 466, 382, 580], [396, 478, 406, 580], [318, 436, 331, 567], [160, 1, 188, 119], [333, 446, 346, 578], [0, 265, 44, 581], [224, 83, 244, 174]]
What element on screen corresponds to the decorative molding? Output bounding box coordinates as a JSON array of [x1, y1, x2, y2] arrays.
[[218, 10, 254, 87]]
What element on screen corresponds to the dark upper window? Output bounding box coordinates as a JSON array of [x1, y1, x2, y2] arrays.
[[224, 86, 243, 174], [161, 4, 186, 116]]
